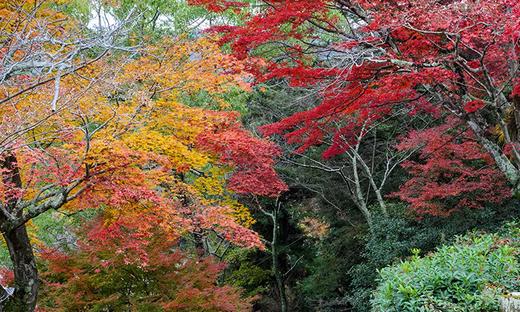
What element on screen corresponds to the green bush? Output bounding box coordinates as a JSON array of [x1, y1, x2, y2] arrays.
[[372, 223, 520, 312]]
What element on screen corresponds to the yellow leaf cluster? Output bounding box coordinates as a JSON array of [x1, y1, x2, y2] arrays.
[[3, 20, 257, 241]]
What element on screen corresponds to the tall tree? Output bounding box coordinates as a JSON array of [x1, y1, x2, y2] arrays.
[[0, 1, 136, 308]]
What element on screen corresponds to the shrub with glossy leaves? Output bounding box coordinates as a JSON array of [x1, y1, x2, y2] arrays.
[[372, 223, 520, 312]]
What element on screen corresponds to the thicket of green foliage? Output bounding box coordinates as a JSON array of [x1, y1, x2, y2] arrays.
[[372, 223, 520, 312], [241, 84, 520, 311]]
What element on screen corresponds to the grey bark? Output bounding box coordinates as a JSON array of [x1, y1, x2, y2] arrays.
[[0, 155, 38, 311], [501, 293, 520, 312]]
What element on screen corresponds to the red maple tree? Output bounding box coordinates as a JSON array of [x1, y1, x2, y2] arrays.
[[192, 0, 520, 202]]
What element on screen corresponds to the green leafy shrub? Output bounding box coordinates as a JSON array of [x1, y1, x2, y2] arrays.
[[372, 223, 520, 312]]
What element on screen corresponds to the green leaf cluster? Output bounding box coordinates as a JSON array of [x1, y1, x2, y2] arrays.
[[372, 222, 520, 312]]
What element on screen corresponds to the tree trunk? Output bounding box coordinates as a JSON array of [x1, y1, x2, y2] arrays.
[[351, 156, 374, 231], [467, 119, 520, 189], [1, 154, 38, 311], [2, 226, 38, 311], [374, 188, 387, 217], [271, 208, 287, 312], [500, 292, 520, 312]]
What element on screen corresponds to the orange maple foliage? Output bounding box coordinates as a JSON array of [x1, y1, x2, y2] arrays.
[[32, 37, 283, 311], [0, 2, 285, 309]]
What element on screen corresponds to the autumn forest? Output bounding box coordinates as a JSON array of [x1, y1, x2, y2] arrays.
[[0, 0, 519, 311]]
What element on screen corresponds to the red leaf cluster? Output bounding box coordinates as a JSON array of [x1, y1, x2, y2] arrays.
[[463, 100, 485, 113], [39, 228, 252, 311], [198, 123, 288, 197], [191, 0, 520, 157], [391, 117, 511, 216]]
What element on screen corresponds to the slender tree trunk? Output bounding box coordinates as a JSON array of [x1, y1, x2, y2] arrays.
[[1, 154, 38, 311], [350, 138, 389, 218], [374, 188, 387, 217], [355, 200, 373, 233], [271, 207, 287, 312], [351, 156, 373, 230]]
